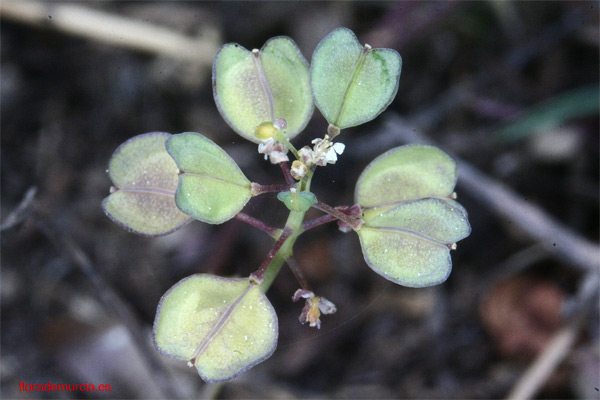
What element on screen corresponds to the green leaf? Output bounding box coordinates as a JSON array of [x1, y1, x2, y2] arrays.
[[277, 190, 317, 212], [102, 132, 192, 236], [355, 145, 471, 287], [213, 36, 313, 143], [310, 27, 402, 131], [358, 199, 470, 288], [358, 227, 451, 288], [166, 132, 252, 224], [153, 274, 278, 382], [363, 199, 471, 243], [356, 145, 457, 209], [496, 85, 600, 143]]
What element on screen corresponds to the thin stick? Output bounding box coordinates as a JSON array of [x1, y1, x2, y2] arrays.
[[235, 212, 279, 237], [250, 227, 293, 283], [286, 256, 312, 291], [34, 213, 182, 398], [302, 214, 338, 232], [1, 186, 37, 231], [506, 322, 580, 400], [506, 272, 598, 400], [458, 160, 599, 272], [0, 1, 217, 64]]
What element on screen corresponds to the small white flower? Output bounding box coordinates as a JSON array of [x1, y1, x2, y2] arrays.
[[297, 146, 313, 164], [258, 137, 275, 154], [269, 151, 289, 164], [323, 141, 345, 164], [290, 160, 308, 180], [325, 147, 338, 164], [292, 289, 314, 301], [258, 138, 289, 164], [293, 290, 337, 329], [317, 297, 337, 314], [332, 142, 345, 155], [294, 137, 346, 168]]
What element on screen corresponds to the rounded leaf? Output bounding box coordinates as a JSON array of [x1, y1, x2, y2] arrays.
[[359, 199, 470, 287], [365, 199, 471, 245], [102, 132, 192, 236], [356, 145, 457, 208], [358, 227, 453, 287], [166, 132, 252, 224], [355, 146, 471, 287], [213, 36, 313, 143], [153, 274, 278, 382], [310, 27, 402, 130]]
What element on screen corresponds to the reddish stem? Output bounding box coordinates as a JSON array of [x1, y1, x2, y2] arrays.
[[250, 227, 293, 283], [312, 201, 363, 231], [279, 162, 296, 186], [286, 256, 312, 291], [235, 212, 279, 237], [302, 214, 338, 232], [251, 182, 292, 196]]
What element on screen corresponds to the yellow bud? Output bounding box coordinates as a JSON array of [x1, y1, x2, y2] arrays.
[[255, 122, 278, 140], [307, 297, 321, 329]]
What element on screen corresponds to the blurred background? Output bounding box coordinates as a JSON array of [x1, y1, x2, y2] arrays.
[[1, 1, 598, 398]]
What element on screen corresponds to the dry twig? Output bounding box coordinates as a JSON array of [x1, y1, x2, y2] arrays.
[[507, 318, 581, 400], [1, 187, 37, 231], [0, 1, 218, 64], [506, 272, 598, 399]]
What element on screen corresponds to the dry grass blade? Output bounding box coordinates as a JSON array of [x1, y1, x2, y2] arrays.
[[1, 187, 37, 231], [506, 272, 598, 399], [0, 1, 217, 64]]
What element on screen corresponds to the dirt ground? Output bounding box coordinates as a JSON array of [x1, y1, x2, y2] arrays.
[[1, 2, 599, 399]]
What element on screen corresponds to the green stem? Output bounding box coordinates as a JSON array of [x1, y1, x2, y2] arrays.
[[259, 210, 305, 291], [300, 166, 315, 192], [273, 131, 299, 159], [258, 166, 316, 291]]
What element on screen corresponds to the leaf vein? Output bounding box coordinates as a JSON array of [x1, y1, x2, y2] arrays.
[[363, 225, 450, 248], [191, 284, 253, 361]]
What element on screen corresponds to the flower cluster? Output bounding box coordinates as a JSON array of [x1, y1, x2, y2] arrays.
[[291, 137, 345, 180]]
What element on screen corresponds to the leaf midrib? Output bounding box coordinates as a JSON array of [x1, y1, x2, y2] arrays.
[[191, 284, 253, 361], [118, 186, 176, 196], [361, 196, 454, 211], [362, 225, 451, 248], [333, 45, 368, 127], [181, 171, 249, 189]]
